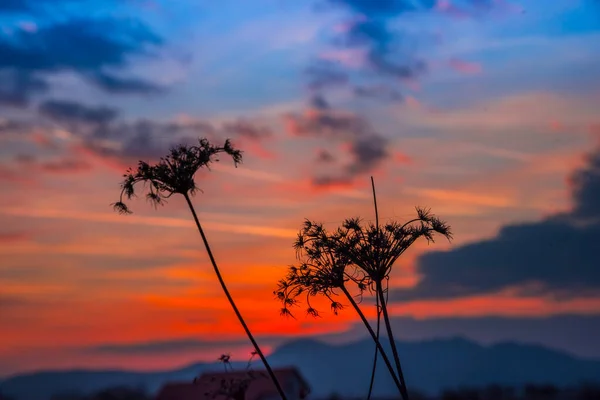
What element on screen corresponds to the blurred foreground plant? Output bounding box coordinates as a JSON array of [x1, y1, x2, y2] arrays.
[[203, 352, 264, 400], [275, 177, 452, 400], [112, 138, 287, 400]]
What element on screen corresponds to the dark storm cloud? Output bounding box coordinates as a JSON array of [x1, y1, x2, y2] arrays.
[[393, 146, 600, 301], [569, 148, 600, 220], [0, 16, 164, 105]]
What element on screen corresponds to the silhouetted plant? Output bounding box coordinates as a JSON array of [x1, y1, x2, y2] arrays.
[[205, 351, 265, 400], [218, 353, 233, 372], [274, 216, 407, 397], [112, 138, 287, 400], [275, 177, 452, 400], [339, 207, 451, 400]]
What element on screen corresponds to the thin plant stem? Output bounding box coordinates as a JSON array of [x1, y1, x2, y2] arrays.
[[377, 280, 410, 400], [366, 295, 381, 400], [367, 175, 382, 400], [339, 285, 404, 397], [183, 194, 288, 400], [371, 176, 379, 228]]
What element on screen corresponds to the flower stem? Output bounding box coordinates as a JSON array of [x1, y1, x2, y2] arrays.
[[339, 284, 404, 397], [366, 296, 381, 400], [377, 280, 410, 400], [367, 175, 381, 400], [183, 193, 288, 400]]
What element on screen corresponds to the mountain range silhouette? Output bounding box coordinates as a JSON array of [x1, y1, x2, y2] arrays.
[[2, 337, 600, 399]]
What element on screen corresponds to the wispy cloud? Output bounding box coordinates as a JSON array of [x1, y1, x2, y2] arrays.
[[398, 91, 600, 132], [1, 207, 297, 238]]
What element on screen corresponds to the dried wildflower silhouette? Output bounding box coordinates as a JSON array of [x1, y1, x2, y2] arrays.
[[339, 207, 452, 400], [274, 218, 405, 397], [218, 353, 232, 372], [112, 138, 287, 400], [275, 177, 452, 400]]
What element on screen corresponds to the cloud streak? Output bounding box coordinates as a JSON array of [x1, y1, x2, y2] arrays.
[[1, 207, 297, 239]]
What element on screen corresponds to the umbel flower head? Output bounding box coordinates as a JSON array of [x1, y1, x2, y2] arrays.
[[275, 219, 368, 318], [336, 207, 452, 283], [275, 207, 452, 317], [112, 138, 242, 214]]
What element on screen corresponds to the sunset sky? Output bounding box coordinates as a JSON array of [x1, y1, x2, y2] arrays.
[[1, 0, 600, 377]]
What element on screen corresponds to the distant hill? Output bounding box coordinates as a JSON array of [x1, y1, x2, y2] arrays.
[[2, 337, 600, 399]]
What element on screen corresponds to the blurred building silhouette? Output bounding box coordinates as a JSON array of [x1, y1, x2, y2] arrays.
[[155, 367, 310, 400]]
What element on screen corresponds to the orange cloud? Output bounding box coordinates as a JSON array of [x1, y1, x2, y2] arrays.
[[1, 206, 298, 239], [403, 187, 516, 208], [398, 91, 599, 133], [268, 177, 370, 200], [394, 152, 413, 164], [589, 123, 600, 138], [547, 119, 564, 132], [389, 292, 600, 319], [0, 232, 29, 244], [0, 165, 35, 185], [404, 95, 422, 110]]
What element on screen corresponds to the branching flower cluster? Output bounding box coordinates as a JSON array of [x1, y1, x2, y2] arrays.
[[275, 219, 365, 318], [112, 138, 241, 214], [276, 207, 452, 318]]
